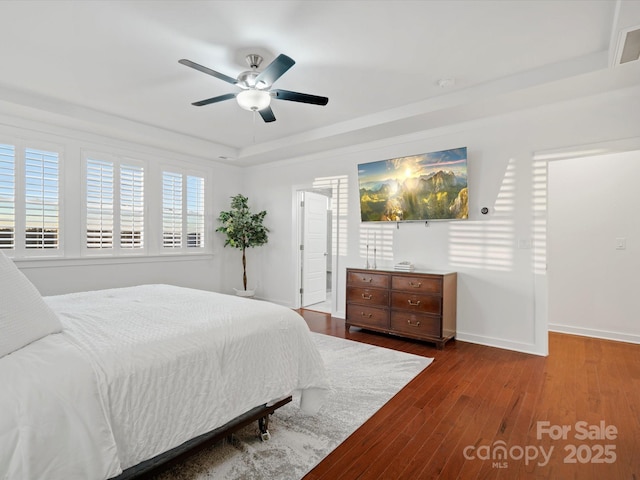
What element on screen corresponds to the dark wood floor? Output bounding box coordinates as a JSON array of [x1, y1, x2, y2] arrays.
[[298, 309, 640, 480]]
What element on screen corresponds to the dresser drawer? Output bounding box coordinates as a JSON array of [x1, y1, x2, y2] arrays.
[[391, 311, 441, 338], [346, 304, 389, 329], [347, 287, 389, 307], [391, 275, 441, 294], [391, 291, 441, 314], [347, 271, 389, 289]]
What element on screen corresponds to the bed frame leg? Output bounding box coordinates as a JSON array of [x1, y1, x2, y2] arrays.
[[258, 415, 271, 441]]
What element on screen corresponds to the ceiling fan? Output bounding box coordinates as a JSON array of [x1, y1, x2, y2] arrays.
[[178, 53, 329, 123]]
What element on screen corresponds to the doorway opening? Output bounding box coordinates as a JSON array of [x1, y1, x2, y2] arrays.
[[297, 189, 332, 313], [294, 174, 348, 315]]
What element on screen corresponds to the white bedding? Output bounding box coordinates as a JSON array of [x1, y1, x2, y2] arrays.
[[0, 332, 120, 479], [1, 284, 329, 479]]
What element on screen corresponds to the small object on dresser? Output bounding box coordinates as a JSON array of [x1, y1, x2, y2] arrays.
[[365, 244, 371, 269], [394, 261, 415, 271]]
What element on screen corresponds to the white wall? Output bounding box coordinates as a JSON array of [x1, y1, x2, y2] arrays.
[[5, 84, 640, 355], [243, 84, 640, 356], [1, 113, 244, 296], [548, 150, 640, 343]]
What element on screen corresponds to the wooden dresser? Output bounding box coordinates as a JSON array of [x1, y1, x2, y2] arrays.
[[345, 267, 457, 349]]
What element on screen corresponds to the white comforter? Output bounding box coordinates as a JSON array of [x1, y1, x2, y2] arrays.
[[1, 284, 329, 479], [0, 333, 120, 479]]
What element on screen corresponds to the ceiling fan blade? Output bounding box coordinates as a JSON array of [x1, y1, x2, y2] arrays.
[[191, 92, 236, 107], [179, 59, 237, 85], [258, 106, 276, 123], [272, 89, 329, 106], [255, 54, 295, 87]]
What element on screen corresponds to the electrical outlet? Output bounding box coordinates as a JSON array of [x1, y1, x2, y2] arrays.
[[615, 237, 626, 250]]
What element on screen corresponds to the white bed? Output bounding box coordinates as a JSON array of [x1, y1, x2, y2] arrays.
[[0, 277, 329, 480]]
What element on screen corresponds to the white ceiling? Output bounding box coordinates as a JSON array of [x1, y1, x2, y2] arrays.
[[1, 0, 639, 166]]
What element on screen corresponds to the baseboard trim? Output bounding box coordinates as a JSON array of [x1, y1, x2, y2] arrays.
[[549, 323, 640, 345], [455, 332, 546, 356]]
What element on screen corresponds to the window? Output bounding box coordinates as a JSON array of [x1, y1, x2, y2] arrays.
[[85, 155, 144, 253], [313, 175, 349, 257], [0, 144, 15, 249], [162, 171, 182, 248], [120, 164, 144, 249], [162, 171, 205, 250], [186, 175, 205, 248], [0, 142, 60, 255], [25, 149, 59, 249], [1, 128, 214, 260], [86, 159, 114, 249]]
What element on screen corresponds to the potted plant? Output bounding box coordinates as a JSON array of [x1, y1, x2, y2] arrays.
[[216, 194, 269, 297]]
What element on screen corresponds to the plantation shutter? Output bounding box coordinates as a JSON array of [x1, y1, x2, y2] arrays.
[[0, 144, 15, 249], [313, 175, 349, 257], [186, 175, 204, 248], [86, 159, 114, 248], [24, 148, 59, 249], [120, 164, 144, 249], [162, 171, 182, 248], [162, 171, 205, 251]]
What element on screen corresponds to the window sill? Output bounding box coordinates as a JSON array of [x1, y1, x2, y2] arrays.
[[14, 253, 214, 269]]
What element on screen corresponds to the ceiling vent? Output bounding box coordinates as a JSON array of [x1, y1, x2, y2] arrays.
[[614, 26, 640, 66]]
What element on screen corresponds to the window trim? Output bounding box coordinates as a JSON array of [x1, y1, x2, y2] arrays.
[[81, 150, 147, 257], [160, 165, 209, 255], [0, 136, 64, 258]]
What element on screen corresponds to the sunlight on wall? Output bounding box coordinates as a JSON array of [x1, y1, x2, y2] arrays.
[[531, 158, 547, 274], [359, 223, 394, 268], [448, 158, 516, 272], [313, 175, 348, 257]]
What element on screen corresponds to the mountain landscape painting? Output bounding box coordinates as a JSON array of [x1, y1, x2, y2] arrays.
[[358, 147, 468, 222]]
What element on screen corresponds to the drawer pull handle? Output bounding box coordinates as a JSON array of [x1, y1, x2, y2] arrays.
[[361, 293, 373, 300], [409, 281, 422, 288], [361, 312, 373, 318], [407, 320, 421, 327], [407, 299, 421, 306], [362, 277, 372, 283]]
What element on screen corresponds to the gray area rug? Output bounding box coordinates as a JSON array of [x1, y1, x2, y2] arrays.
[[156, 332, 433, 480]]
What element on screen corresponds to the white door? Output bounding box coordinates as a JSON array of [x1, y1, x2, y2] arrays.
[[302, 191, 328, 307]]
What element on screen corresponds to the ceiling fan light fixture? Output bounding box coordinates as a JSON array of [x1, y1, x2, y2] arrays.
[[236, 89, 271, 111], [180, 53, 328, 122]]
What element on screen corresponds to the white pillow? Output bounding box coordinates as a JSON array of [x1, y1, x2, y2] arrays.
[[0, 251, 62, 358]]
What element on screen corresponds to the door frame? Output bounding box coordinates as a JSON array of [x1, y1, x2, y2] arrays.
[[536, 136, 640, 356]]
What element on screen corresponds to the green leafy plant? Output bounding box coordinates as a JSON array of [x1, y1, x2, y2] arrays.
[[216, 194, 269, 291]]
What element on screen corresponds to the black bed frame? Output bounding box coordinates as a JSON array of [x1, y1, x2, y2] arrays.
[[110, 396, 293, 479]]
